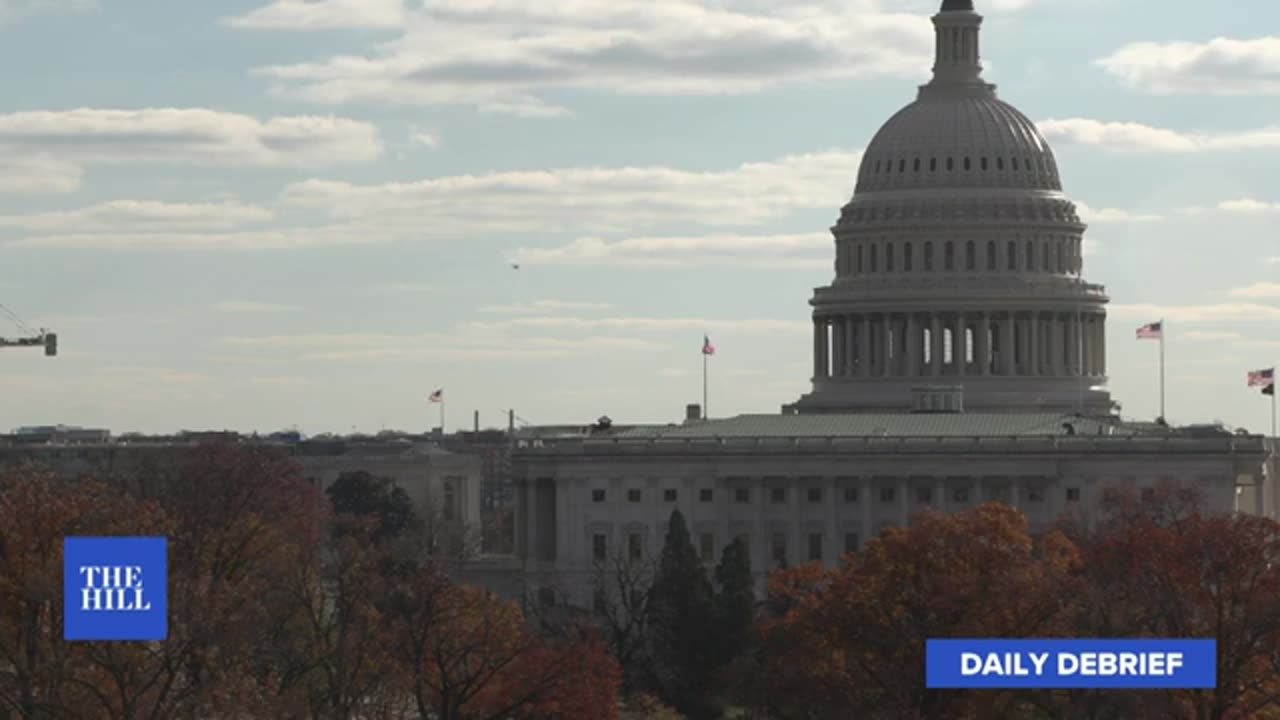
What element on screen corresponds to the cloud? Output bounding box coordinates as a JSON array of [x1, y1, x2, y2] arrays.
[[0, 155, 83, 194], [1097, 37, 1280, 95], [212, 301, 303, 313], [224, 0, 404, 30], [1180, 330, 1243, 342], [477, 300, 613, 314], [0, 109, 382, 191], [409, 127, 438, 147], [0, 200, 273, 231], [1109, 303, 1280, 322], [283, 150, 861, 233], [243, 376, 315, 388], [245, 1, 934, 111], [1039, 118, 1280, 153], [1217, 198, 1280, 214], [366, 282, 441, 294], [1074, 201, 1163, 223], [1, 223, 399, 250], [468, 315, 808, 335], [220, 331, 668, 361], [96, 367, 214, 384], [511, 232, 830, 268], [0, 0, 94, 24], [1229, 283, 1280, 300]]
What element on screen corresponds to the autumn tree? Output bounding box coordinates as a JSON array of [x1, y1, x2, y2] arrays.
[[647, 509, 721, 719], [327, 470, 420, 543], [589, 539, 657, 695]]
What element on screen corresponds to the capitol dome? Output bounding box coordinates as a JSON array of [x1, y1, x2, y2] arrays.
[[789, 0, 1116, 417]]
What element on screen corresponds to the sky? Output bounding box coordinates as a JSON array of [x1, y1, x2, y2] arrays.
[[0, 0, 1277, 436]]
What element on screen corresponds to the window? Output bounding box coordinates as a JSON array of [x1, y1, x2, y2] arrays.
[[1026, 241, 1034, 271], [930, 157, 937, 171], [699, 488, 713, 502], [924, 242, 934, 271], [1066, 487, 1081, 502], [987, 241, 996, 270], [886, 243, 895, 272], [700, 533, 714, 563], [734, 488, 750, 504], [917, 487, 933, 504], [997, 157, 1004, 170], [1057, 242, 1064, 273], [946, 157, 954, 171], [954, 487, 970, 503], [628, 533, 643, 561], [1007, 242, 1016, 270], [1012, 157, 1019, 171], [880, 487, 896, 503], [771, 534, 787, 567], [965, 241, 975, 271], [1027, 488, 1044, 503], [980, 157, 988, 171], [963, 156, 971, 171], [663, 489, 677, 502], [904, 242, 913, 271], [807, 487, 823, 503], [770, 487, 787, 504], [869, 244, 878, 273], [808, 533, 823, 562], [591, 489, 606, 503], [627, 489, 641, 503], [1042, 244, 1051, 272], [845, 532, 859, 554], [913, 158, 921, 172], [856, 245, 863, 273], [593, 534, 607, 561], [843, 487, 859, 503], [874, 160, 881, 174], [944, 242, 954, 270], [898, 159, 905, 173]]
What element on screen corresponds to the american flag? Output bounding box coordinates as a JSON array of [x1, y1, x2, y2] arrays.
[[427, 388, 443, 403], [1248, 368, 1274, 388], [702, 335, 715, 356], [1136, 321, 1163, 339]]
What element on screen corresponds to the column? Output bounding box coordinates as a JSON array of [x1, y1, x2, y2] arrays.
[[1099, 315, 1107, 377], [881, 314, 893, 377], [858, 314, 870, 377], [1049, 313, 1062, 376], [813, 319, 821, 379], [845, 316, 855, 378], [1001, 312, 1015, 375], [978, 311, 991, 376], [906, 313, 919, 377], [832, 318, 844, 377], [1028, 311, 1039, 376], [930, 313, 943, 377], [1066, 313, 1079, 375], [955, 314, 967, 377]]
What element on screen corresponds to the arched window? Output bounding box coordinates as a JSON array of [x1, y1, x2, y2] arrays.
[[898, 159, 905, 173], [904, 242, 914, 271], [924, 242, 934, 271], [963, 157, 971, 171], [856, 245, 864, 273], [886, 242, 895, 272], [980, 157, 988, 171], [913, 158, 921, 172], [965, 241, 976, 270], [930, 157, 937, 171], [870, 243, 878, 272], [944, 242, 955, 270], [946, 157, 954, 171], [1011, 157, 1019, 171], [1025, 240, 1034, 270], [997, 157, 1004, 170], [874, 160, 881, 174], [986, 241, 996, 270], [1006, 241, 1016, 270]]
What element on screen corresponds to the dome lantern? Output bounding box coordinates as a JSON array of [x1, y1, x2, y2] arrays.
[[931, 0, 984, 87]]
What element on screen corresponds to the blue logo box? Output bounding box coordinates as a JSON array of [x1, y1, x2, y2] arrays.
[[63, 536, 167, 641], [926, 639, 1216, 689]]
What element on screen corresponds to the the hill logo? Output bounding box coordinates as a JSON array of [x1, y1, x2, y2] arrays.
[[63, 536, 167, 641]]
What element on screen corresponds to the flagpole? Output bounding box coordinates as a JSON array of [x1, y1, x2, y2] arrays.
[[1158, 318, 1166, 420], [703, 341, 709, 419], [440, 396, 446, 436]]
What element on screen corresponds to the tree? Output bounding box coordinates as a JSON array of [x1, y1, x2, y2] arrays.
[[327, 470, 421, 543], [712, 537, 755, 669], [589, 541, 658, 696], [647, 509, 720, 719]]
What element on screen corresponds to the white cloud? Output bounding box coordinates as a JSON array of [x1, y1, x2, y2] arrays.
[[1217, 198, 1280, 214], [1039, 118, 1280, 153], [409, 127, 439, 147], [212, 301, 303, 313], [1229, 283, 1280, 300], [1, 223, 398, 251], [0, 0, 93, 24], [0, 200, 273, 231], [220, 331, 668, 361], [0, 109, 382, 187], [1074, 201, 1163, 223], [477, 300, 613, 314], [246, 1, 933, 111], [0, 155, 82, 194], [468, 315, 808, 335], [1097, 37, 1280, 95], [1109, 303, 1280, 322], [511, 233, 830, 268], [1270, 257, 1280, 265], [224, 0, 404, 30], [283, 150, 861, 232]]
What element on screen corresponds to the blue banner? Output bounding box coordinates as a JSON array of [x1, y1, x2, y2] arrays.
[[64, 536, 168, 641], [926, 639, 1216, 689]]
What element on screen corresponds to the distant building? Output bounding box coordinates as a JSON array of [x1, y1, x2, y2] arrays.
[[508, 0, 1274, 609]]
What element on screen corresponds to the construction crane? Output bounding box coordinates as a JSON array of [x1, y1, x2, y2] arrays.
[[0, 302, 56, 356]]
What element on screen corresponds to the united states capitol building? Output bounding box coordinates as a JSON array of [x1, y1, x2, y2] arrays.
[[510, 0, 1276, 606]]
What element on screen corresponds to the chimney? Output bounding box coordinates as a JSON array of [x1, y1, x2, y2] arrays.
[[508, 409, 515, 435], [474, 410, 479, 433], [686, 403, 702, 422]]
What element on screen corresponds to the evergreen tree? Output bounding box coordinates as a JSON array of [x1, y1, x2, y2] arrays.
[[647, 509, 720, 718], [713, 537, 755, 668]]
